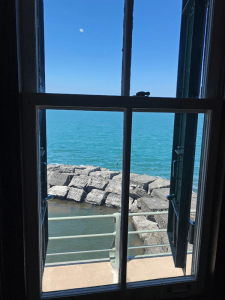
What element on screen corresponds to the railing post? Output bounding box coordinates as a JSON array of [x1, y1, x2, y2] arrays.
[[109, 212, 121, 270]]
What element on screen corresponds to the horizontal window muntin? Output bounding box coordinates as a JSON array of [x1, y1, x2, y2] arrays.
[[23, 93, 217, 112]]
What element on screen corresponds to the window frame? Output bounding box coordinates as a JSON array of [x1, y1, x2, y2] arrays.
[[18, 0, 225, 299], [21, 93, 222, 300]]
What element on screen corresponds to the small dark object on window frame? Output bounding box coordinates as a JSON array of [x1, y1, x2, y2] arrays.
[[135, 91, 150, 97]]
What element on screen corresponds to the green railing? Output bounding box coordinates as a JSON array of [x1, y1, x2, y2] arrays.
[[46, 210, 196, 269]]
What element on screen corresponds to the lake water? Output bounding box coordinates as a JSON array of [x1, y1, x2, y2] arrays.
[[46, 111, 204, 264], [47, 200, 144, 264]]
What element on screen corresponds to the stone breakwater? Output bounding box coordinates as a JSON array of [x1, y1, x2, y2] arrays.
[[47, 164, 197, 254]]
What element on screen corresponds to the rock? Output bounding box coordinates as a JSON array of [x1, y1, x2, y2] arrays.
[[105, 180, 122, 194], [191, 192, 197, 211], [67, 187, 87, 203], [101, 167, 110, 171], [132, 216, 158, 239], [75, 166, 101, 176], [132, 208, 170, 253], [74, 169, 88, 175], [86, 166, 100, 170], [80, 165, 95, 169], [191, 199, 197, 211], [75, 166, 86, 169], [58, 165, 76, 173], [85, 189, 108, 205], [105, 193, 133, 209], [130, 183, 137, 190], [105, 180, 136, 195], [192, 191, 197, 199], [190, 193, 197, 221], [143, 236, 165, 254], [151, 188, 170, 200], [48, 186, 69, 200], [154, 214, 168, 229], [69, 175, 89, 190], [47, 164, 60, 172], [137, 199, 142, 209], [48, 172, 74, 186], [130, 200, 139, 213], [130, 173, 140, 178], [140, 197, 169, 212], [159, 231, 170, 245], [148, 178, 170, 194], [129, 187, 149, 200], [86, 166, 101, 174], [105, 193, 121, 208], [90, 171, 120, 180], [86, 177, 109, 192], [134, 197, 170, 253], [73, 166, 86, 172], [153, 232, 170, 253], [111, 173, 122, 180], [112, 173, 138, 181], [140, 197, 169, 229], [130, 175, 156, 191]]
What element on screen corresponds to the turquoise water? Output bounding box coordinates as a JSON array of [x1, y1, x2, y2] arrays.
[[46, 110, 203, 192]]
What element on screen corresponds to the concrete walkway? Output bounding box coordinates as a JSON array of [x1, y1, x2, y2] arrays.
[[42, 255, 192, 292]]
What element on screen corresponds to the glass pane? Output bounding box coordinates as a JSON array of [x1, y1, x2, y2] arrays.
[[130, 0, 182, 97], [126, 112, 204, 283], [44, 0, 124, 95], [42, 110, 124, 292], [41, 110, 141, 292]]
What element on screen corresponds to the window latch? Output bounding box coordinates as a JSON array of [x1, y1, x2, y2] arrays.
[[135, 91, 150, 97], [167, 194, 176, 201]]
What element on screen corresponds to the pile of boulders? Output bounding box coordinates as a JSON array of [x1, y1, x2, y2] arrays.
[[47, 164, 156, 209], [47, 164, 196, 254]]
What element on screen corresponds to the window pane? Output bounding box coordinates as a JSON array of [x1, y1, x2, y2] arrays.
[[42, 110, 139, 292], [126, 112, 204, 284], [130, 0, 182, 97], [44, 0, 124, 95]]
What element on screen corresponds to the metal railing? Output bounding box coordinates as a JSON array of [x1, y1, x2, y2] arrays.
[[46, 210, 196, 269]]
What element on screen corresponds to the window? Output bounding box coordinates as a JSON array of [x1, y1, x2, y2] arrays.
[[19, 0, 224, 299]]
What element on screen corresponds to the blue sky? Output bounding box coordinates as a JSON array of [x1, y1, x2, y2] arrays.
[[44, 0, 182, 97]]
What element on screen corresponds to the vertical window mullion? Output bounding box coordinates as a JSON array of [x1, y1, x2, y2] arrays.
[[119, 107, 132, 290], [120, 0, 134, 290], [121, 0, 134, 97], [37, 0, 45, 93]]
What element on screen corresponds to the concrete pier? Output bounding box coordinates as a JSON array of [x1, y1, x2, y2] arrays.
[[42, 254, 192, 292]]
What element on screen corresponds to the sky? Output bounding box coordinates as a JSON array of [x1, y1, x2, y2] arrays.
[[44, 0, 182, 97]]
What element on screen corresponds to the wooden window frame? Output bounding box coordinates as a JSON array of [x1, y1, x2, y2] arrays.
[[21, 93, 222, 300], [18, 0, 225, 299]]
